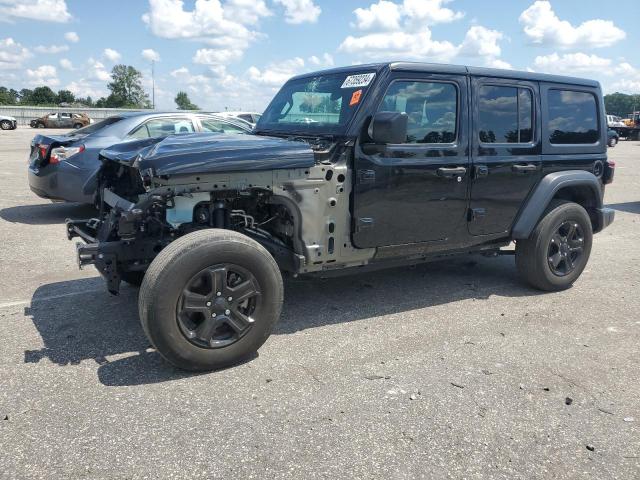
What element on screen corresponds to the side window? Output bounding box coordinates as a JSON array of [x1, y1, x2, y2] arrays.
[[547, 90, 598, 144], [379, 81, 457, 143], [200, 119, 246, 134], [143, 118, 195, 137], [128, 124, 150, 139], [478, 85, 533, 143]]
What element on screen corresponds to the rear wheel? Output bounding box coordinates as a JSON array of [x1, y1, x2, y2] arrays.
[[73, 123, 83, 129], [0, 120, 12, 130], [516, 200, 593, 291], [139, 229, 283, 371], [608, 137, 617, 147]]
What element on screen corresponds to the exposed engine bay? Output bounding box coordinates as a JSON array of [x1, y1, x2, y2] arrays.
[[66, 139, 375, 294]]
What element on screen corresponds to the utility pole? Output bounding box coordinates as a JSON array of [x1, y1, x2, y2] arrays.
[[151, 60, 155, 110]]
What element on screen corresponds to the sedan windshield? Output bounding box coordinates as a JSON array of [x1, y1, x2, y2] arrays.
[[256, 71, 377, 135]]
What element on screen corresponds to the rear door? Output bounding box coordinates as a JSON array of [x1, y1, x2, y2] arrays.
[[352, 73, 470, 247], [468, 77, 542, 236]]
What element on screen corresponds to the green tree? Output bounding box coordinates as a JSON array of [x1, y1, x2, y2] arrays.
[[174, 91, 199, 110], [56, 89, 75, 104], [29, 86, 58, 105], [0, 87, 19, 105], [106, 64, 150, 108], [18, 88, 34, 104], [604, 93, 640, 117]]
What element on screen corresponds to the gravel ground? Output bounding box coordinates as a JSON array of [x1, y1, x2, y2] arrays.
[[0, 128, 638, 479]]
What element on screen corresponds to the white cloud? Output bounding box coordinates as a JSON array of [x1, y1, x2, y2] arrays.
[[142, 0, 270, 52], [402, 0, 464, 27], [193, 48, 241, 65], [532, 52, 612, 74], [141, 49, 161, 62], [64, 31, 79, 43], [65, 79, 107, 99], [339, 1, 505, 65], [59, 58, 73, 70], [352, 1, 402, 31], [26, 64, 59, 87], [458, 25, 503, 58], [484, 58, 513, 70], [0, 0, 71, 22], [519, 1, 625, 48], [274, 0, 321, 24], [340, 30, 458, 61], [0, 37, 31, 69], [87, 58, 111, 82], [103, 48, 121, 62], [609, 79, 640, 94], [34, 44, 69, 54], [308, 53, 334, 67]]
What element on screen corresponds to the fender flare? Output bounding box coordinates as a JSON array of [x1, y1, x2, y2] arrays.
[[511, 170, 603, 239]]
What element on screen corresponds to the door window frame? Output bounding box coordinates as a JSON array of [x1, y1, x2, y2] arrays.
[[476, 82, 536, 147], [372, 78, 461, 147]]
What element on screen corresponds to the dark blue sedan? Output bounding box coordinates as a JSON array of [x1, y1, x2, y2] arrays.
[[28, 112, 252, 204]]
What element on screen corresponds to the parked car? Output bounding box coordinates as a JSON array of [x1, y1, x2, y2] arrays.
[[30, 112, 91, 129], [608, 129, 619, 147], [29, 112, 252, 204], [67, 62, 615, 371], [0, 114, 17, 130], [216, 111, 262, 127]]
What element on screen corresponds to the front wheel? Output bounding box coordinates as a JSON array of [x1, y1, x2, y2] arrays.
[[516, 200, 593, 291], [608, 137, 617, 147], [139, 229, 283, 371], [0, 120, 12, 130], [73, 123, 83, 129]]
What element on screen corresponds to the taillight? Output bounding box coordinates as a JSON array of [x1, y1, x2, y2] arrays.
[[49, 145, 85, 164], [38, 144, 48, 159]]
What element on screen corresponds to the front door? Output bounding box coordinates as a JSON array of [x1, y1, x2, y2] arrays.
[[352, 74, 470, 248], [468, 77, 542, 236]]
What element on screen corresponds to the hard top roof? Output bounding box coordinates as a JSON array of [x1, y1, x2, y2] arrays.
[[291, 61, 600, 88]]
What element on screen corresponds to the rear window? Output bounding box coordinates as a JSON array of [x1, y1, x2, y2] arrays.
[[72, 116, 122, 135], [548, 90, 599, 144]]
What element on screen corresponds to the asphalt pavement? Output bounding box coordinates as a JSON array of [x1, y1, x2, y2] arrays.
[[0, 127, 638, 479]]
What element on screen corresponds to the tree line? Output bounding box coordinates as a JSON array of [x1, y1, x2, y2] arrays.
[[604, 93, 640, 117], [0, 64, 198, 110]]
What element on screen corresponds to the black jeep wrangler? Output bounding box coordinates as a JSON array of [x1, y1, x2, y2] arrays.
[[67, 62, 615, 371]]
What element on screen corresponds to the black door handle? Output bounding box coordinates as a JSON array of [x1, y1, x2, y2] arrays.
[[512, 164, 538, 173], [437, 167, 467, 178]]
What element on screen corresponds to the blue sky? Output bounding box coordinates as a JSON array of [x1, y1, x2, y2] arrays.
[[0, 0, 638, 111]]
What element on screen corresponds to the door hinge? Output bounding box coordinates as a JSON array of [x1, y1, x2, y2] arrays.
[[468, 208, 487, 221], [356, 217, 375, 231], [357, 169, 376, 184]]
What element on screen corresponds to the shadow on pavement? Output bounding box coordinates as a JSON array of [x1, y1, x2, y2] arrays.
[[0, 202, 95, 225], [606, 201, 640, 214], [24, 255, 541, 387]]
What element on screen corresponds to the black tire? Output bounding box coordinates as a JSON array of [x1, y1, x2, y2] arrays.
[[0, 120, 12, 130], [608, 137, 617, 147], [73, 123, 83, 129], [37, 122, 45, 128], [516, 200, 593, 291], [121, 270, 145, 287], [139, 229, 283, 371]]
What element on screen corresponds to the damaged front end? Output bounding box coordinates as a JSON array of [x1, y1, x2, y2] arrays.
[[66, 133, 319, 294]]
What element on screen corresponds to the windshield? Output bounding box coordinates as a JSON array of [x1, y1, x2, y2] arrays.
[[70, 116, 123, 136], [256, 71, 377, 135]]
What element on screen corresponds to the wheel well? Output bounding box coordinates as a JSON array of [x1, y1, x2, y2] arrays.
[[552, 185, 599, 229]]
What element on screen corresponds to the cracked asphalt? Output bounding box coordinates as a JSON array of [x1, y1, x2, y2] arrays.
[[0, 127, 638, 479]]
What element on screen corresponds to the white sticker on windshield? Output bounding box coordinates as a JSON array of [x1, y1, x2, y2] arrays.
[[341, 73, 376, 89]]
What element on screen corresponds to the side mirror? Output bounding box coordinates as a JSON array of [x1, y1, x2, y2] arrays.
[[370, 111, 408, 144]]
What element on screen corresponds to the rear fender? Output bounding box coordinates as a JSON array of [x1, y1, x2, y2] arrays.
[[511, 170, 603, 239]]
